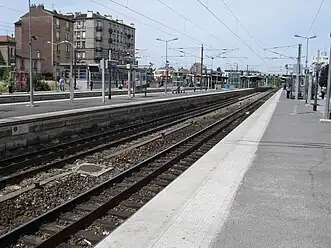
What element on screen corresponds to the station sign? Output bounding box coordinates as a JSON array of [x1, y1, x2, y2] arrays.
[[107, 60, 118, 69]]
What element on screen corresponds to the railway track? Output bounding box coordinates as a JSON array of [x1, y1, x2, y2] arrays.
[[0, 90, 275, 248], [0, 92, 258, 189]]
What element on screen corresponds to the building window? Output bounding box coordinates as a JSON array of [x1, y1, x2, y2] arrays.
[[10, 47, 14, 58], [65, 33, 70, 41], [77, 52, 81, 59], [66, 44, 70, 52], [56, 18, 60, 28], [82, 41, 86, 48], [75, 41, 80, 48], [77, 21, 81, 28], [97, 20, 102, 27], [56, 31, 60, 41], [82, 51, 85, 59], [76, 31, 81, 39], [66, 21, 70, 29], [82, 20, 86, 28], [82, 31, 86, 39]]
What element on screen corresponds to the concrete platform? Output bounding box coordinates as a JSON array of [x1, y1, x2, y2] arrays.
[[0, 87, 180, 104], [0, 89, 225, 120], [0, 88, 262, 152], [95, 89, 331, 248]]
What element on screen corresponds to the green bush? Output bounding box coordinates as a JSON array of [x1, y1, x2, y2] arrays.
[[0, 81, 7, 93], [0, 68, 10, 81], [34, 79, 51, 91]]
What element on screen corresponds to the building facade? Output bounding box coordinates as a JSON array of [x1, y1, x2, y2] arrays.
[[0, 35, 16, 67], [15, 4, 74, 78], [310, 50, 329, 68], [72, 11, 135, 65]]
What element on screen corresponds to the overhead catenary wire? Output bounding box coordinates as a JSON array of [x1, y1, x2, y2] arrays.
[[306, 0, 325, 35], [283, 0, 325, 55], [102, 0, 216, 49], [0, 4, 24, 14], [195, 0, 268, 66], [219, 0, 265, 51], [156, 0, 231, 47], [89, 0, 176, 38]]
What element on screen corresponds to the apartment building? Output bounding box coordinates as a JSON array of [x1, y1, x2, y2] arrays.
[[15, 4, 74, 78], [72, 11, 135, 65], [0, 35, 15, 67]]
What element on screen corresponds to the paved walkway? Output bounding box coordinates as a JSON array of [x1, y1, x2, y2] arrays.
[[0, 89, 222, 119], [210, 91, 331, 247], [95, 89, 331, 248]]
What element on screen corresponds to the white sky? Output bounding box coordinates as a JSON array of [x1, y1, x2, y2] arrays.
[[0, 0, 330, 73]]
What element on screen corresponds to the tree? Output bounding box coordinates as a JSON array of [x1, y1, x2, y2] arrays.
[[320, 64, 328, 87]]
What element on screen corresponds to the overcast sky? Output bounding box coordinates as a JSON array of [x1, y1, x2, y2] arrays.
[[0, 0, 330, 73]]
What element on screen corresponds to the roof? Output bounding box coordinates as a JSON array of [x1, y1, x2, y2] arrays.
[[73, 12, 135, 29], [45, 9, 74, 22], [0, 35, 15, 43], [18, 4, 74, 23]]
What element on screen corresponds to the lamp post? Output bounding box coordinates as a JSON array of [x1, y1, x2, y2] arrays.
[[156, 37, 179, 93], [54, 40, 75, 102], [28, 0, 34, 107], [47, 41, 60, 83], [294, 34, 317, 102]]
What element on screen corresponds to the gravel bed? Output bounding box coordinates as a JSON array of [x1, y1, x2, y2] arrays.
[[0, 121, 189, 197], [0, 99, 250, 235], [10, 240, 33, 248], [0, 168, 72, 196]]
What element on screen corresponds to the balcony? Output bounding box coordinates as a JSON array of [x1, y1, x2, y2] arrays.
[[95, 47, 102, 52], [96, 36, 102, 42], [96, 25, 103, 31]]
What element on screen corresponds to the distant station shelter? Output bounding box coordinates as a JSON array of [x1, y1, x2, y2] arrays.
[[240, 75, 264, 88]]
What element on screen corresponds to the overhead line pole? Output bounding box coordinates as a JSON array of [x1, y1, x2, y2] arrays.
[[28, 0, 34, 107], [295, 44, 302, 100], [324, 34, 331, 119], [200, 44, 204, 90]]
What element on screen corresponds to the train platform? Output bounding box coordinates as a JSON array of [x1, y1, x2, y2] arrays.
[[0, 89, 226, 120], [95, 89, 331, 248], [0, 87, 173, 104]]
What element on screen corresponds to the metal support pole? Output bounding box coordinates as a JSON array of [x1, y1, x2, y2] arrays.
[[200, 44, 204, 89], [69, 46, 74, 102], [165, 41, 168, 93], [307, 72, 313, 103], [324, 35, 331, 119], [127, 64, 131, 97], [132, 70, 136, 97], [74, 48, 77, 90], [313, 50, 320, 111], [88, 68, 91, 90], [101, 58, 105, 103], [108, 50, 112, 100], [28, 0, 34, 107], [304, 39, 309, 103], [295, 44, 302, 100]]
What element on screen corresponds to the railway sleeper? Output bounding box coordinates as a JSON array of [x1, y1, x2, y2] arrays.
[[108, 210, 135, 219]]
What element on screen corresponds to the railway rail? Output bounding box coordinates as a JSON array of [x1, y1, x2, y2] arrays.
[[0, 92, 258, 189], [0, 90, 275, 248]]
